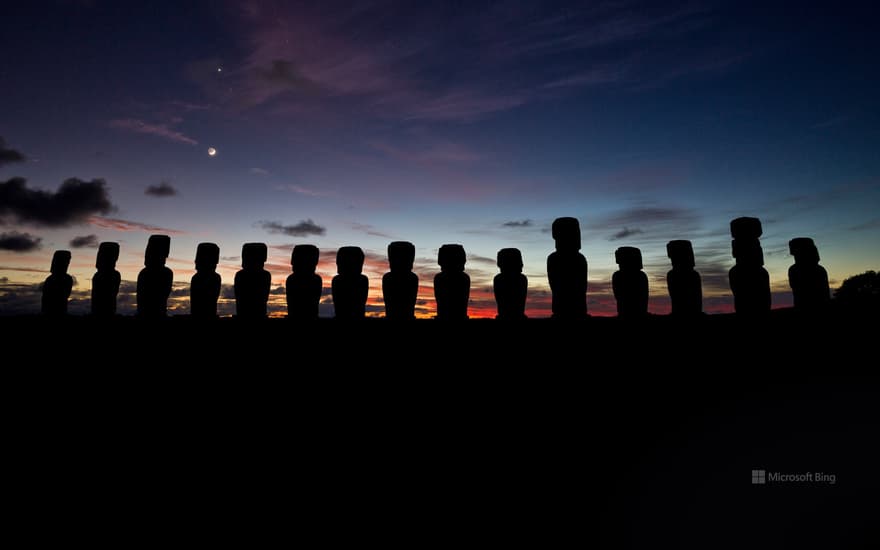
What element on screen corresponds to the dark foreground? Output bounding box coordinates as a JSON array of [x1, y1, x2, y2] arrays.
[[3, 310, 878, 547]]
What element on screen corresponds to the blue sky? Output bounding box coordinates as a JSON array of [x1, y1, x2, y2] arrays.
[[2, 0, 878, 316]]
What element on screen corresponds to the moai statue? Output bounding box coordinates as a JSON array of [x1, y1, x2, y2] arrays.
[[434, 244, 470, 320], [137, 235, 173, 318], [332, 246, 368, 319], [728, 217, 770, 316], [547, 217, 588, 319], [91, 242, 121, 317], [234, 242, 271, 319], [286, 244, 323, 320], [494, 248, 527, 320], [612, 246, 648, 318], [382, 241, 418, 320], [666, 240, 702, 316], [41, 250, 73, 316], [788, 237, 830, 312], [191, 242, 221, 318]]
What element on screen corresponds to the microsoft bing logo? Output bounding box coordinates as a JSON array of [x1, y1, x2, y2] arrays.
[[752, 469, 766, 484]]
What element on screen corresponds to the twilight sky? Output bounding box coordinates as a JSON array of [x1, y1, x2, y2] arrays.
[[1, 0, 879, 317]]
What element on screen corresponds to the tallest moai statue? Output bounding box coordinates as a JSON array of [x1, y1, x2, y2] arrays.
[[547, 217, 588, 319]]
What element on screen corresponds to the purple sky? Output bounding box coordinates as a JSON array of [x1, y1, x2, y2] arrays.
[[2, 1, 879, 316]]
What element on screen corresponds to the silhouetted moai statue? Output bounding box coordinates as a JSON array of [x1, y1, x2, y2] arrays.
[[137, 235, 173, 318], [332, 246, 368, 319], [434, 244, 470, 320], [547, 217, 588, 319], [234, 242, 271, 319], [788, 237, 830, 312], [91, 242, 121, 317], [191, 242, 221, 318], [728, 217, 770, 316], [286, 244, 323, 320], [666, 240, 702, 316], [41, 250, 73, 316], [382, 241, 418, 320], [612, 246, 649, 318], [494, 248, 527, 320]]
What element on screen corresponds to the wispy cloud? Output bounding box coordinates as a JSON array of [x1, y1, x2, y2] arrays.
[[274, 184, 334, 198], [191, 3, 729, 123], [89, 216, 184, 235], [502, 219, 533, 228], [251, 167, 271, 176], [0, 265, 50, 273], [849, 218, 880, 231], [109, 118, 198, 145], [811, 114, 851, 129], [351, 223, 392, 239], [258, 219, 326, 237]]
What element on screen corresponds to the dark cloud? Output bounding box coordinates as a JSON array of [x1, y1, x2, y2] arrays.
[[0, 177, 114, 227], [145, 182, 178, 197], [270, 286, 286, 295], [590, 206, 701, 244], [0, 277, 8, 284], [69, 234, 99, 248], [258, 219, 326, 237], [0, 231, 42, 252], [502, 219, 532, 228], [610, 227, 644, 241], [599, 207, 698, 227], [0, 137, 26, 167]]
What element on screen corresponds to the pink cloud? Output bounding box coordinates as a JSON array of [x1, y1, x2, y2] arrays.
[[89, 216, 185, 235], [274, 184, 335, 198], [108, 118, 198, 145]]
